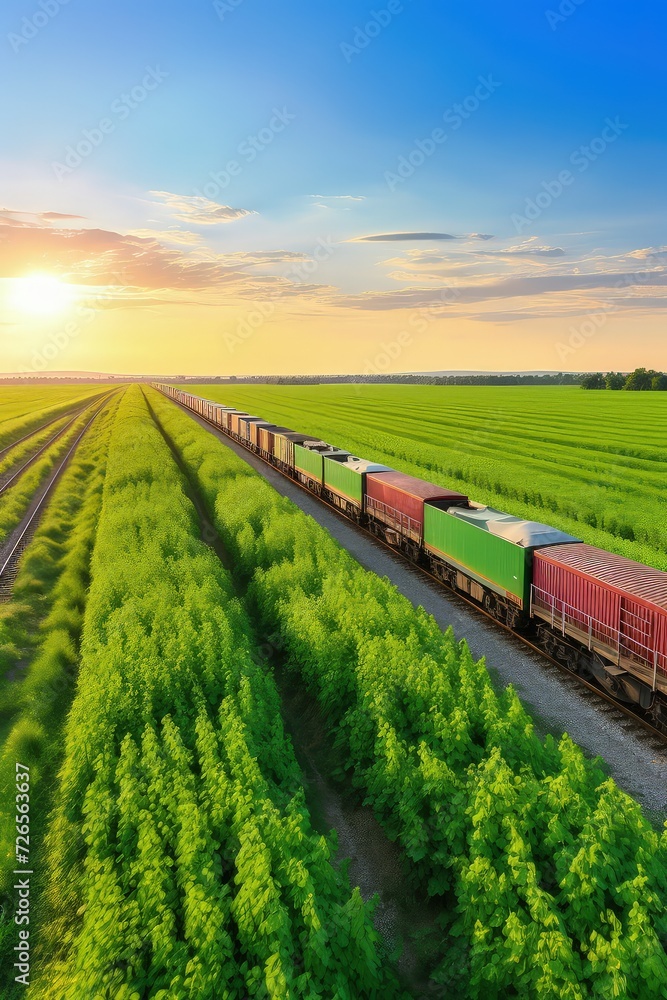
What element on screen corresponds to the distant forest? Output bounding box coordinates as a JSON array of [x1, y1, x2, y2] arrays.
[[216, 372, 585, 386], [2, 369, 665, 388], [581, 368, 667, 390]]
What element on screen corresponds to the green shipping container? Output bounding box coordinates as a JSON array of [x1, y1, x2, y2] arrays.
[[423, 505, 579, 608], [294, 443, 325, 482], [323, 457, 362, 505], [274, 431, 309, 467], [323, 457, 392, 508]]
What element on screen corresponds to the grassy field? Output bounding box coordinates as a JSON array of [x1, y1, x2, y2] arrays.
[[0, 385, 108, 451], [0, 386, 105, 424], [0, 384, 666, 998], [191, 384, 667, 571]]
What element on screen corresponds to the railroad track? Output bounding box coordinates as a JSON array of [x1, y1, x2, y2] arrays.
[[0, 395, 114, 600], [176, 398, 667, 749], [0, 402, 100, 496], [0, 398, 105, 464]]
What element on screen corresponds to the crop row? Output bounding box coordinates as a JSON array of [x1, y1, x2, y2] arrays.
[[150, 387, 667, 1000], [33, 388, 398, 999]]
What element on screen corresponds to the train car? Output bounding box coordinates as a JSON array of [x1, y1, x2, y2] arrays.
[[229, 413, 251, 437], [531, 543, 667, 724], [200, 398, 215, 420], [294, 441, 330, 489], [258, 425, 289, 459], [238, 416, 263, 441], [365, 471, 468, 558], [322, 457, 392, 519], [249, 421, 275, 448], [212, 405, 236, 429], [273, 430, 310, 470], [424, 504, 580, 626], [221, 409, 242, 432], [316, 450, 351, 499]]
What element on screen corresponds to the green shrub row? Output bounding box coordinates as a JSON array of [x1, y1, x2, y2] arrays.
[[33, 388, 399, 1000]]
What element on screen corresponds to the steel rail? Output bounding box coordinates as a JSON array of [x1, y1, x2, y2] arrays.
[[0, 403, 100, 496], [0, 394, 116, 593], [0, 393, 109, 463]]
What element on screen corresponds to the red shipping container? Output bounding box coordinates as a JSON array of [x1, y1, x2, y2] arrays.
[[532, 543, 667, 683], [365, 471, 468, 543]]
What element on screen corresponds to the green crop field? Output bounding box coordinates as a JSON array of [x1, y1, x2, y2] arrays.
[[0, 385, 109, 452], [1, 384, 667, 999], [0, 386, 106, 426], [191, 384, 667, 571]]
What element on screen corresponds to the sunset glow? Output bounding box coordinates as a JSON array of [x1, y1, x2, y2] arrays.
[[9, 275, 76, 317], [0, 2, 664, 375]]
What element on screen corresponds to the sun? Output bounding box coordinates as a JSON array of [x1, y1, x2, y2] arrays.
[[9, 274, 76, 316]]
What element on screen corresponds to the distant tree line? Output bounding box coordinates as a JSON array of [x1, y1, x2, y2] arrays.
[[581, 368, 667, 391], [428, 373, 582, 386], [214, 372, 584, 386]]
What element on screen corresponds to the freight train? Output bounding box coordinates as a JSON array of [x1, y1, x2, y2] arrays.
[[154, 384, 667, 734]]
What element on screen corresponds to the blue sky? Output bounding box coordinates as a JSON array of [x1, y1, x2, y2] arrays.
[[0, 0, 665, 374]]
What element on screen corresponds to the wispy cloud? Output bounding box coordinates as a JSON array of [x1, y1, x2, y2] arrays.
[[148, 190, 256, 225], [310, 194, 365, 201], [476, 243, 566, 258], [350, 231, 495, 242], [310, 194, 366, 211], [628, 246, 667, 261], [39, 211, 86, 222], [0, 208, 87, 228], [337, 266, 667, 312], [128, 228, 205, 246], [0, 212, 333, 307]]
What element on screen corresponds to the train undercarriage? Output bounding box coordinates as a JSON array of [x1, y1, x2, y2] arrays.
[[533, 622, 667, 735]]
